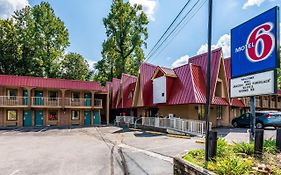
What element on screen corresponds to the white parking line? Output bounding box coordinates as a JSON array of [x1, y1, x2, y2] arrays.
[[9, 169, 20, 175]]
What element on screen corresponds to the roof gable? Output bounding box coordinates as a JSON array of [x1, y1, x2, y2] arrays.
[[140, 63, 157, 107], [188, 48, 223, 101], [116, 74, 137, 109]]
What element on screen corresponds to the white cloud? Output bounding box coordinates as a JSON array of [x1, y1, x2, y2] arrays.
[[0, 0, 29, 19], [86, 59, 97, 70], [172, 55, 190, 68], [197, 34, 231, 58], [242, 0, 266, 9], [129, 0, 157, 21]]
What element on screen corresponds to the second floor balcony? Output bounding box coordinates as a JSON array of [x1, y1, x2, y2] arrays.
[[0, 96, 103, 108], [0, 96, 28, 107]]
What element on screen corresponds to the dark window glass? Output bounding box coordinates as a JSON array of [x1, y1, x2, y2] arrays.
[[72, 111, 80, 120]]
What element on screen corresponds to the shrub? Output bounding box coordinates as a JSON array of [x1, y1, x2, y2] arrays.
[[213, 155, 253, 175], [263, 138, 277, 154], [183, 150, 205, 167], [232, 142, 254, 155], [217, 138, 229, 157]]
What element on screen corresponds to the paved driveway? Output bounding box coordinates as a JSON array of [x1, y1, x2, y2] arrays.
[[0, 126, 204, 175]]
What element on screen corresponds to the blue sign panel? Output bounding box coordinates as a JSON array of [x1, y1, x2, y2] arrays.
[[231, 6, 279, 78]]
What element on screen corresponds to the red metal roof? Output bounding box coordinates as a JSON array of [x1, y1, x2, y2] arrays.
[[0, 74, 107, 92], [231, 99, 245, 107], [212, 97, 229, 106], [188, 48, 222, 101], [140, 63, 157, 107], [111, 78, 121, 109], [117, 74, 137, 109]]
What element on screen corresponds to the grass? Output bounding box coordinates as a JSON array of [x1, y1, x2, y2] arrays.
[[183, 138, 281, 175]]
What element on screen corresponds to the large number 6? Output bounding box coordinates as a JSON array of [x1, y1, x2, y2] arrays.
[[246, 22, 275, 62]]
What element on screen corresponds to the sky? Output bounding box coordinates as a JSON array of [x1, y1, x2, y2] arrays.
[[0, 0, 280, 69]]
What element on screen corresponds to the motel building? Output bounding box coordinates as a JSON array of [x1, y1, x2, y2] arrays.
[[0, 75, 109, 128], [110, 48, 281, 127]]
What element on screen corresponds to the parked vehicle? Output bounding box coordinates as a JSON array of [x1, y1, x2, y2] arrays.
[[232, 111, 281, 129]]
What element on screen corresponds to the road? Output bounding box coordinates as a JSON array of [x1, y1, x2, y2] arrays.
[[0, 126, 203, 175]]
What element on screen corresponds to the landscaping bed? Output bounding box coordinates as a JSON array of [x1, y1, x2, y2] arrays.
[[183, 138, 281, 175]]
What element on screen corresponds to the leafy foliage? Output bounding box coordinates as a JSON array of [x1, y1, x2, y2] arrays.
[[94, 0, 148, 84], [232, 142, 254, 155], [213, 155, 253, 175], [263, 138, 277, 154], [59, 53, 91, 81]]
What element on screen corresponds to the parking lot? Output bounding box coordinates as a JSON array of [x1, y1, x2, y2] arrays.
[[0, 126, 204, 175], [0, 126, 277, 175]]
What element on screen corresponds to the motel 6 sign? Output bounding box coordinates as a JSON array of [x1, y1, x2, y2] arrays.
[[231, 6, 280, 98]]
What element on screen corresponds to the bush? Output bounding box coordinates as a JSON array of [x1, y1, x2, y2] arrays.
[[183, 150, 205, 167], [213, 155, 253, 175], [217, 138, 229, 157], [232, 142, 254, 155], [263, 138, 277, 154]]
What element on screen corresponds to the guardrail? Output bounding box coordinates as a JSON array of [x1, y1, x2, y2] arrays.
[[115, 116, 212, 136], [116, 116, 135, 125]]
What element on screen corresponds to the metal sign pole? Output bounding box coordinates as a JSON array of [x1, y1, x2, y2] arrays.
[[205, 0, 212, 162], [250, 96, 256, 141]]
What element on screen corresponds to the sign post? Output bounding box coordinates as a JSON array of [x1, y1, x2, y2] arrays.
[[231, 6, 279, 143]]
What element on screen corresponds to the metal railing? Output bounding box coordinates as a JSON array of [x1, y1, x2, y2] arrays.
[[115, 116, 212, 136], [115, 116, 135, 125], [140, 117, 211, 136], [31, 97, 62, 106], [0, 96, 27, 106]]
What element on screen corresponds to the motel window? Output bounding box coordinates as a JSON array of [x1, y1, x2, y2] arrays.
[[71, 92, 80, 101], [216, 106, 223, 120], [198, 105, 205, 120], [48, 111, 58, 121], [49, 91, 58, 100], [7, 110, 17, 121], [71, 110, 80, 120], [7, 89, 17, 99]]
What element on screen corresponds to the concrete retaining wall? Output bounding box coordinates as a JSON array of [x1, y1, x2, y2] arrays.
[[173, 157, 216, 175]]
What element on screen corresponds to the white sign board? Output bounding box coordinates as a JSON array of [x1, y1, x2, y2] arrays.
[[153, 76, 166, 104], [230, 70, 275, 98]]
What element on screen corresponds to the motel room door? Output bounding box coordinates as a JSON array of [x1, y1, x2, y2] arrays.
[[35, 90, 44, 105], [84, 93, 92, 106], [94, 110, 100, 126], [84, 111, 91, 126], [23, 110, 32, 127], [35, 111, 43, 126], [23, 90, 29, 105]]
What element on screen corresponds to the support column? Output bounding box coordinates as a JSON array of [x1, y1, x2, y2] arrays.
[[91, 91, 95, 126], [26, 87, 33, 107], [106, 92, 110, 125], [61, 89, 66, 108], [250, 96, 256, 141]]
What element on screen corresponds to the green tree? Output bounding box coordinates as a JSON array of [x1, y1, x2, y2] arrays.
[[94, 0, 148, 84], [0, 19, 20, 75], [59, 53, 91, 81], [12, 2, 69, 77]]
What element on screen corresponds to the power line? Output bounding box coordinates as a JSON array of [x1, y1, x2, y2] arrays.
[[149, 0, 207, 62], [145, 0, 203, 63], [145, 0, 192, 60]]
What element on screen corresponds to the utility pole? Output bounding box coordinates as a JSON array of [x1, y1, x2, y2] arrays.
[[250, 96, 256, 141], [205, 0, 213, 162]]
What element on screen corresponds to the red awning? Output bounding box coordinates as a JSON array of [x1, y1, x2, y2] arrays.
[[212, 97, 229, 106]]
